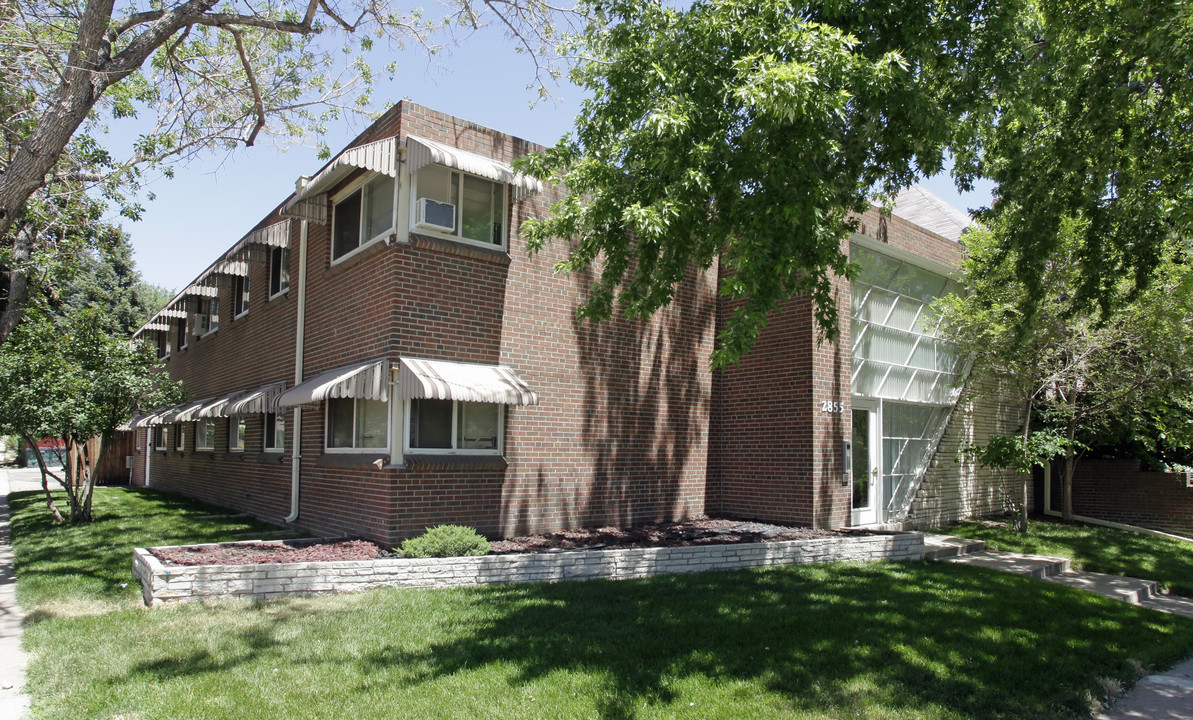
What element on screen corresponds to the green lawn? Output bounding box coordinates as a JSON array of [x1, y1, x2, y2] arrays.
[[11, 489, 1193, 720], [939, 516, 1193, 597]]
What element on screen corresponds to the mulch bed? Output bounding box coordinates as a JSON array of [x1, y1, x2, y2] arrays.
[[151, 517, 863, 567]]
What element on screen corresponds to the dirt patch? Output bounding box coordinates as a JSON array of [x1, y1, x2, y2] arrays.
[[151, 517, 864, 566]]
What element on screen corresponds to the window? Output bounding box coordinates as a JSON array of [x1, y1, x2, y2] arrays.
[[269, 247, 290, 298], [326, 398, 388, 451], [407, 399, 501, 453], [196, 419, 215, 451], [176, 316, 188, 350], [233, 275, 250, 318], [229, 416, 246, 452], [156, 332, 170, 359], [264, 413, 285, 452], [413, 165, 505, 248], [332, 174, 395, 261], [154, 426, 167, 451], [174, 423, 185, 452], [195, 297, 220, 336]]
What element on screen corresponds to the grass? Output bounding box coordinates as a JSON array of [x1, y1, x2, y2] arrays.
[[10, 489, 1193, 720], [939, 516, 1193, 597]]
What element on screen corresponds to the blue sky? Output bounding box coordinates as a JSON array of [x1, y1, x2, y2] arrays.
[[117, 29, 994, 293]]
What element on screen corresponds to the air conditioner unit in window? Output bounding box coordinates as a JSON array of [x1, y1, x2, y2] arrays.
[[415, 197, 456, 233], [192, 314, 210, 336]]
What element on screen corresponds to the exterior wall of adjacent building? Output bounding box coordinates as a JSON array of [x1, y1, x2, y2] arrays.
[[1043, 458, 1193, 537]]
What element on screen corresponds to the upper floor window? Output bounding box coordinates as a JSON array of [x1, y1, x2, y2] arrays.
[[196, 419, 215, 451], [195, 297, 220, 336], [413, 165, 505, 248], [176, 315, 188, 350], [326, 397, 388, 452], [332, 174, 395, 262], [233, 275, 250, 318], [156, 332, 170, 359], [269, 247, 290, 298], [407, 399, 501, 454]]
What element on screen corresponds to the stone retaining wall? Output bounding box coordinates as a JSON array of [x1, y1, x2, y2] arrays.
[[133, 532, 924, 606]]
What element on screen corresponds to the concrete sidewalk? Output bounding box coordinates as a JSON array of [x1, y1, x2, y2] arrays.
[[0, 469, 34, 720], [927, 534, 1193, 719]]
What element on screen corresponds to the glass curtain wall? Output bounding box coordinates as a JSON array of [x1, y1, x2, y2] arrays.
[[851, 243, 964, 520]]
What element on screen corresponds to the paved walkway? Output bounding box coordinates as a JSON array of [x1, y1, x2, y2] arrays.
[[926, 534, 1193, 719], [0, 468, 38, 720]]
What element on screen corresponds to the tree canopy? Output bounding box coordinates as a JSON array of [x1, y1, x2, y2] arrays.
[[523, 0, 1192, 367], [0, 0, 574, 343]]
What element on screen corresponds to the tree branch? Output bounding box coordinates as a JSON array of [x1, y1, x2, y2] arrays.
[[228, 28, 266, 147]]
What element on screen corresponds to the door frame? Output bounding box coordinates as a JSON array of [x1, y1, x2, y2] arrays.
[[850, 398, 881, 526]]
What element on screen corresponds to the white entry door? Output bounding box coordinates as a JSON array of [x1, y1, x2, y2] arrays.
[[850, 399, 881, 526]]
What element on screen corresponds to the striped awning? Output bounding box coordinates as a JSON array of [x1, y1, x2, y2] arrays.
[[194, 390, 248, 419], [406, 135, 543, 200], [229, 220, 292, 257], [276, 360, 389, 408], [140, 322, 171, 332], [124, 409, 166, 429], [398, 358, 538, 406], [160, 398, 215, 424], [225, 382, 287, 415], [184, 283, 219, 298], [282, 138, 399, 223], [159, 308, 187, 319]]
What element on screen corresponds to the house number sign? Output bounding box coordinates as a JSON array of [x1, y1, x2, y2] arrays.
[[819, 400, 844, 414]]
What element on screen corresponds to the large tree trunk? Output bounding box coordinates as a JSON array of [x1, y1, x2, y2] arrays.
[[0, 221, 35, 340]]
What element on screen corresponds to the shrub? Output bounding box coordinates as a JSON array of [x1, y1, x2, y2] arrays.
[[400, 525, 490, 558]]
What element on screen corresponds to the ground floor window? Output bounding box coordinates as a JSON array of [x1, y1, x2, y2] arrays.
[[326, 398, 388, 451], [196, 419, 215, 451], [407, 399, 501, 453], [264, 413, 285, 452], [174, 424, 185, 452], [154, 426, 167, 451], [229, 417, 246, 452]]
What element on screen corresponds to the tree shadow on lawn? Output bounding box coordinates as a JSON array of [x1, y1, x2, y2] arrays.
[[347, 562, 1193, 720]]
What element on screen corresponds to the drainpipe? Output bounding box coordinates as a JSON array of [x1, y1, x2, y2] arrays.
[[144, 430, 151, 487], [286, 218, 309, 523]]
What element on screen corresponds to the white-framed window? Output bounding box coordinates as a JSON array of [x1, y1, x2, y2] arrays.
[[412, 165, 506, 249], [156, 332, 170, 359], [326, 397, 389, 452], [196, 419, 215, 451], [154, 426, 167, 451], [405, 399, 502, 454], [331, 174, 395, 262], [233, 275, 250, 318], [174, 423, 185, 452], [264, 413, 285, 452], [229, 416, 246, 452], [176, 315, 188, 350], [269, 247, 290, 298], [195, 297, 220, 336]]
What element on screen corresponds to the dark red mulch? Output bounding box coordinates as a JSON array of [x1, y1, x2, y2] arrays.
[[152, 539, 385, 566], [150, 517, 867, 566]]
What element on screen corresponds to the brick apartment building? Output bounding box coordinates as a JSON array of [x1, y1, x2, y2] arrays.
[[127, 101, 1023, 545]]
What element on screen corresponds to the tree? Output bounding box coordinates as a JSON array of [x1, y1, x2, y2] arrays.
[[936, 222, 1193, 525], [0, 307, 183, 521], [0, 0, 574, 344], [57, 229, 175, 336], [522, 0, 1191, 367]]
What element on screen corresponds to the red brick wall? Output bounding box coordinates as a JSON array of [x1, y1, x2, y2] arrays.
[[136, 101, 718, 545], [1048, 458, 1193, 537]]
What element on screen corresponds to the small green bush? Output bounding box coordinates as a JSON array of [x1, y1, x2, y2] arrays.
[[400, 525, 490, 558]]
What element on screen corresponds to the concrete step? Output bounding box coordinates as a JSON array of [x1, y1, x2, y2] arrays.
[[1043, 570, 1160, 606], [940, 549, 1071, 579], [923, 534, 986, 560]]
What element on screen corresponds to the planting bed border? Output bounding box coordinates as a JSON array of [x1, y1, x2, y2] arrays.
[[132, 532, 925, 606]]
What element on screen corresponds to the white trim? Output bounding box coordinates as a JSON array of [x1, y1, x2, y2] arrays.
[[329, 173, 397, 266], [228, 416, 246, 453], [324, 396, 391, 454], [195, 419, 216, 451], [264, 412, 285, 452]]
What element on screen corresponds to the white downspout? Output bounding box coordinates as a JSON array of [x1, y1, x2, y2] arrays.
[[144, 430, 151, 487], [285, 219, 309, 523]]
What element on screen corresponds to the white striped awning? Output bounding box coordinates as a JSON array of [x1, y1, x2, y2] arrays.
[[224, 382, 287, 415], [282, 138, 399, 223], [159, 308, 187, 319], [140, 322, 171, 332], [406, 135, 543, 200], [229, 220, 292, 257], [276, 360, 389, 408], [195, 390, 249, 419], [398, 358, 538, 406], [161, 398, 215, 424], [212, 259, 249, 277], [184, 283, 219, 298], [124, 409, 166, 429]]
